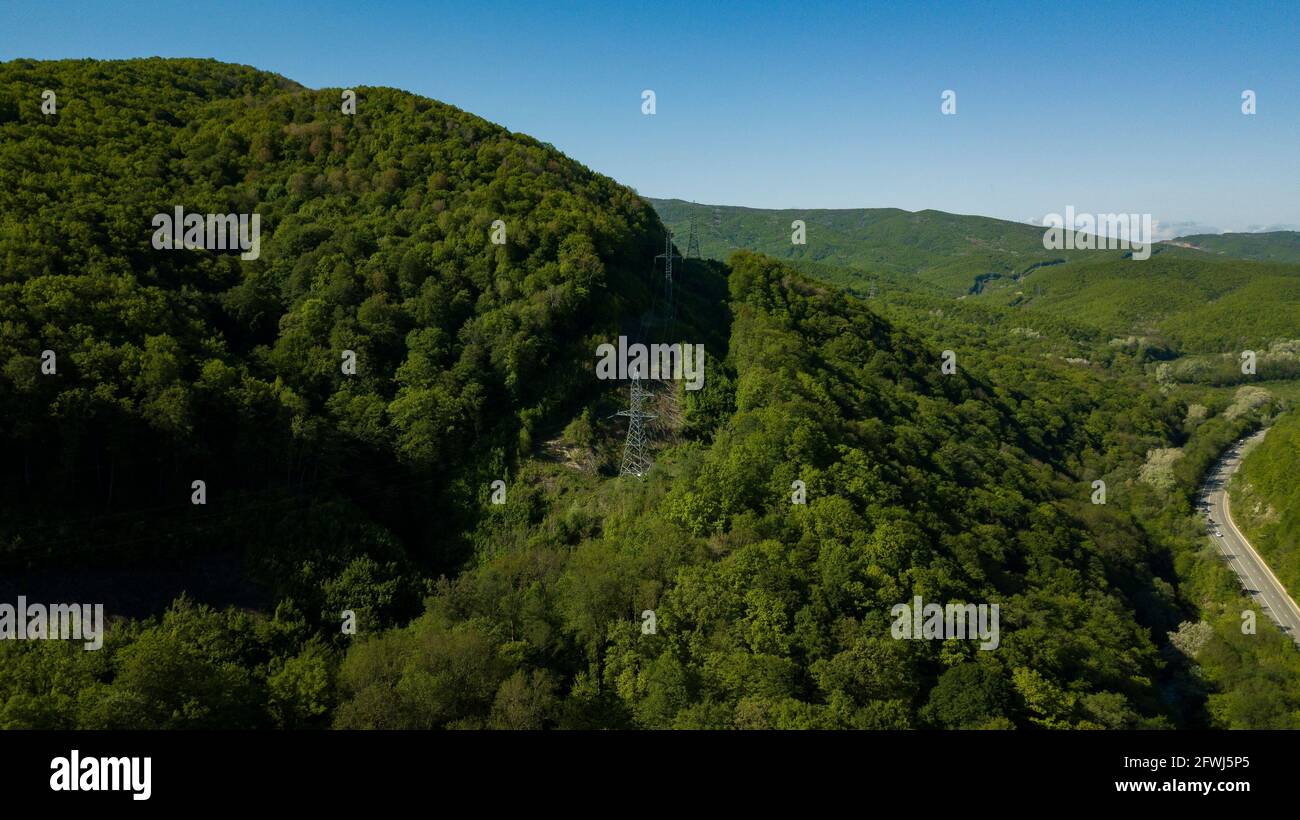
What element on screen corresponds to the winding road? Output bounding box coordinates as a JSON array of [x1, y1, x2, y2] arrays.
[[1201, 428, 1300, 645]]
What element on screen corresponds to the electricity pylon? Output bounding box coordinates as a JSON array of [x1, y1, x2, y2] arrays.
[[655, 232, 682, 331], [617, 374, 656, 477], [685, 209, 701, 259]]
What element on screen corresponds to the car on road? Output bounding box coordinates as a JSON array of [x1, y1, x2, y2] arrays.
[[1215, 530, 1223, 538]]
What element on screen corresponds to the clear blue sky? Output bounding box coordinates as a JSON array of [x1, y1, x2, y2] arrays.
[[4, 0, 1297, 235]]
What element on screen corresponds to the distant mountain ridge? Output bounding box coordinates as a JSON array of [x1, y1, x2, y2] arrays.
[[650, 197, 1300, 268], [1163, 231, 1300, 264], [647, 197, 1081, 293], [649, 198, 1300, 351]]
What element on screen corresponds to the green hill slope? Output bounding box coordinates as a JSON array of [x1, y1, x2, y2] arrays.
[[1165, 231, 1300, 264], [334, 251, 1192, 729], [648, 197, 1087, 294], [0, 56, 661, 612], [979, 252, 1300, 354]]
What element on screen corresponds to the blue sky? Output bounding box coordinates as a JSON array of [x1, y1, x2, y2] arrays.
[[4, 0, 1297, 235]]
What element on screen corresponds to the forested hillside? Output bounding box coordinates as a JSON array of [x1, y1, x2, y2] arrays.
[[1168, 231, 1300, 264], [0, 57, 660, 619], [333, 250, 1193, 729], [981, 253, 1300, 354], [1, 59, 1297, 730]]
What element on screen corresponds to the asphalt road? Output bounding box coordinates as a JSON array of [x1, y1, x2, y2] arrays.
[[1201, 428, 1300, 645]]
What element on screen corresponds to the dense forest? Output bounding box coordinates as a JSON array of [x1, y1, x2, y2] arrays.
[[1, 59, 1297, 729], [0, 56, 659, 611]]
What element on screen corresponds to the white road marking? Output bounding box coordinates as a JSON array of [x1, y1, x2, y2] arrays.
[[1206, 429, 1300, 644]]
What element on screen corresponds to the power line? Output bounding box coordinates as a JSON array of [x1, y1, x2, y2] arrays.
[[655, 230, 682, 336], [617, 230, 682, 478]]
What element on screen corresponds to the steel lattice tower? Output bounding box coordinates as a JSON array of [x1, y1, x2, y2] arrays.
[[616, 374, 657, 477], [655, 232, 682, 331], [685, 209, 701, 259]]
